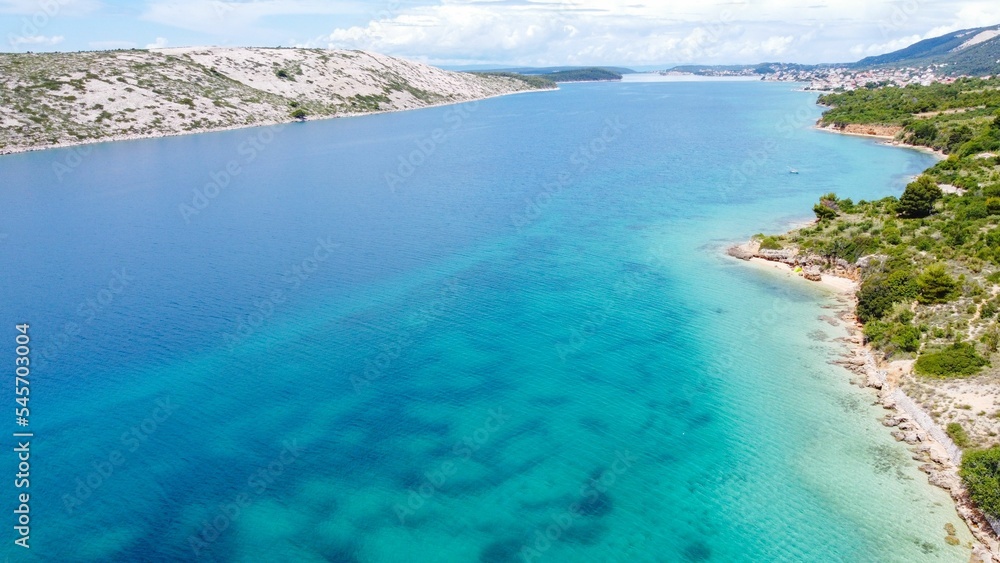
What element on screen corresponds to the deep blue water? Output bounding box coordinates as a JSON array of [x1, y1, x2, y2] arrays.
[[0, 80, 971, 561]]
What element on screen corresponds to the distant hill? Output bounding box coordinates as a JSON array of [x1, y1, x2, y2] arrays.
[[543, 68, 624, 82], [483, 66, 635, 76], [0, 48, 554, 154], [470, 67, 624, 85], [854, 24, 1000, 75]]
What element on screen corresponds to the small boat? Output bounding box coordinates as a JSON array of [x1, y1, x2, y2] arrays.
[[789, 168, 800, 174]]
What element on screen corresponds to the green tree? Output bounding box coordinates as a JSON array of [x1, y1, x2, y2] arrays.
[[290, 108, 307, 120], [960, 447, 1000, 517], [857, 267, 917, 323], [897, 176, 943, 218], [813, 194, 839, 221], [946, 125, 974, 152], [909, 121, 938, 143], [916, 264, 958, 304]]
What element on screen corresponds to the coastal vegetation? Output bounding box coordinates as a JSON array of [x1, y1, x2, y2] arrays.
[[469, 72, 556, 89], [763, 78, 1000, 461], [762, 76, 1000, 524], [960, 446, 1000, 517]]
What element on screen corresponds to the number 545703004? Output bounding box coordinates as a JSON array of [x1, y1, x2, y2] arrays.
[[15, 324, 29, 427]]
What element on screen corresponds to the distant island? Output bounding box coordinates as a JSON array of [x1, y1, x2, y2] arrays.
[[473, 67, 625, 86], [0, 47, 555, 155], [540, 68, 625, 82]]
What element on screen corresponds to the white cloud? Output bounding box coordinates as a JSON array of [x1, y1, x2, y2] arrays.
[[316, 1, 832, 65], [760, 35, 795, 56], [307, 0, 1000, 65], [140, 0, 366, 34], [8, 34, 63, 46], [146, 36, 168, 49]]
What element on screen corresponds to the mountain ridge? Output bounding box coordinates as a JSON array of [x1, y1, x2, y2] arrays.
[[855, 23, 1000, 75]]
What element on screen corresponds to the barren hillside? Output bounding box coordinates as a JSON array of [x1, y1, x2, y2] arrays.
[[0, 47, 552, 154]]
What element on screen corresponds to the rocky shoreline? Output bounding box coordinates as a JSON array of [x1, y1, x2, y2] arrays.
[[816, 122, 949, 159], [0, 88, 549, 157], [729, 239, 1000, 562], [831, 295, 1000, 563]]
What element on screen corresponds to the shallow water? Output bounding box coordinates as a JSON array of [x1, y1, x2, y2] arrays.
[[0, 80, 971, 561]]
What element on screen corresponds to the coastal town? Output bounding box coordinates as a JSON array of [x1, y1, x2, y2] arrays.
[[668, 62, 972, 91], [766, 64, 965, 91]]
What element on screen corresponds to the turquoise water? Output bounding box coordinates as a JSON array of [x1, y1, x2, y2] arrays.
[[0, 81, 972, 561]]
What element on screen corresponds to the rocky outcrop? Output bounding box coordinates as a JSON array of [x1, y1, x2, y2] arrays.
[[821, 123, 905, 138], [726, 239, 860, 283]]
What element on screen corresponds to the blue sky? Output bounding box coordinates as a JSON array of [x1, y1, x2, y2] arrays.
[[2, 0, 999, 66]]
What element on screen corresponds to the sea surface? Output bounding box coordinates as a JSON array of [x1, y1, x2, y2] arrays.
[[0, 81, 973, 562]]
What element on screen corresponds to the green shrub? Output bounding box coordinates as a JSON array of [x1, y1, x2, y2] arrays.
[[891, 325, 921, 353], [290, 108, 307, 120], [914, 236, 936, 251], [982, 300, 999, 319], [946, 422, 972, 448], [759, 236, 782, 250], [960, 447, 1000, 517], [914, 342, 989, 377], [916, 264, 958, 304], [988, 198, 1000, 216], [985, 228, 1000, 248], [982, 330, 1000, 352], [882, 225, 902, 245]]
